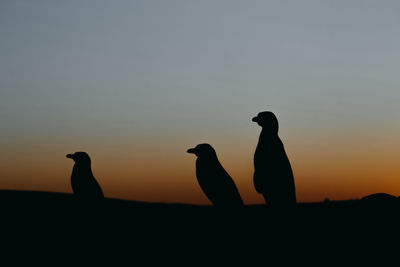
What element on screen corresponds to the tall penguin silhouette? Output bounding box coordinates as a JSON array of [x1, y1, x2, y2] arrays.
[[252, 111, 296, 206], [187, 144, 244, 207], [66, 152, 104, 201]]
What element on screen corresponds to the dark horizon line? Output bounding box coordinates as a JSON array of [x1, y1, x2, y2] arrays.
[[0, 189, 391, 206]]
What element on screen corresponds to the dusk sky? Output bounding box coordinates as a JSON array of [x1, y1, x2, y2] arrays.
[[1, 0, 400, 204]]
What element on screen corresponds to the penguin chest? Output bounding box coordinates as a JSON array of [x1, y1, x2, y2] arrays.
[[195, 161, 226, 192], [71, 174, 89, 196], [71, 169, 101, 197], [254, 142, 287, 170]]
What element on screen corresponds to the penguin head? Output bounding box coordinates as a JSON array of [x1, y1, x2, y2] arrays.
[[66, 152, 91, 165], [252, 111, 279, 133], [187, 143, 217, 158]]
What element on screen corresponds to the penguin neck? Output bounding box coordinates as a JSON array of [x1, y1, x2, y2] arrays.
[[73, 163, 93, 176], [259, 128, 279, 142], [197, 155, 220, 166]]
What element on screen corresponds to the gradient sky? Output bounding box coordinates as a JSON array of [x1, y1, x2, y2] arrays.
[[1, 0, 400, 204]]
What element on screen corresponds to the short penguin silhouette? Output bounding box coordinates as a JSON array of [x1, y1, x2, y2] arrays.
[[252, 111, 296, 206], [66, 152, 104, 201], [187, 144, 244, 207]]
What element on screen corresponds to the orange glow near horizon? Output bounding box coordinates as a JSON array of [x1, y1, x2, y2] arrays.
[[1, 126, 399, 205]]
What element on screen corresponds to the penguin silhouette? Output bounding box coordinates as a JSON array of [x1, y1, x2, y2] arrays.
[[252, 111, 296, 206], [66, 152, 104, 201], [187, 144, 244, 207]]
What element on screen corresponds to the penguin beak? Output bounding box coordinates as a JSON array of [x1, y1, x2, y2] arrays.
[[187, 148, 196, 154], [252, 116, 258, 122], [66, 154, 74, 159]]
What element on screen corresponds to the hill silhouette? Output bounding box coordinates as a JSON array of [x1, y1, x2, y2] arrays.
[[2, 189, 399, 222], [2, 189, 398, 260]]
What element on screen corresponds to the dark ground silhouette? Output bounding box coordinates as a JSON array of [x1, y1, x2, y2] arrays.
[[1, 189, 398, 261], [2, 190, 399, 229], [2, 189, 398, 214], [187, 144, 244, 207], [252, 111, 296, 206], [67, 152, 104, 201]]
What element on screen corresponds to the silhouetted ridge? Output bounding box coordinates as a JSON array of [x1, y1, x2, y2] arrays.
[[360, 193, 400, 209], [361, 193, 398, 202]]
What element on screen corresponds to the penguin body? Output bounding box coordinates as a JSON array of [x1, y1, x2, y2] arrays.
[[188, 144, 243, 207], [66, 152, 104, 201], [252, 112, 296, 206]]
